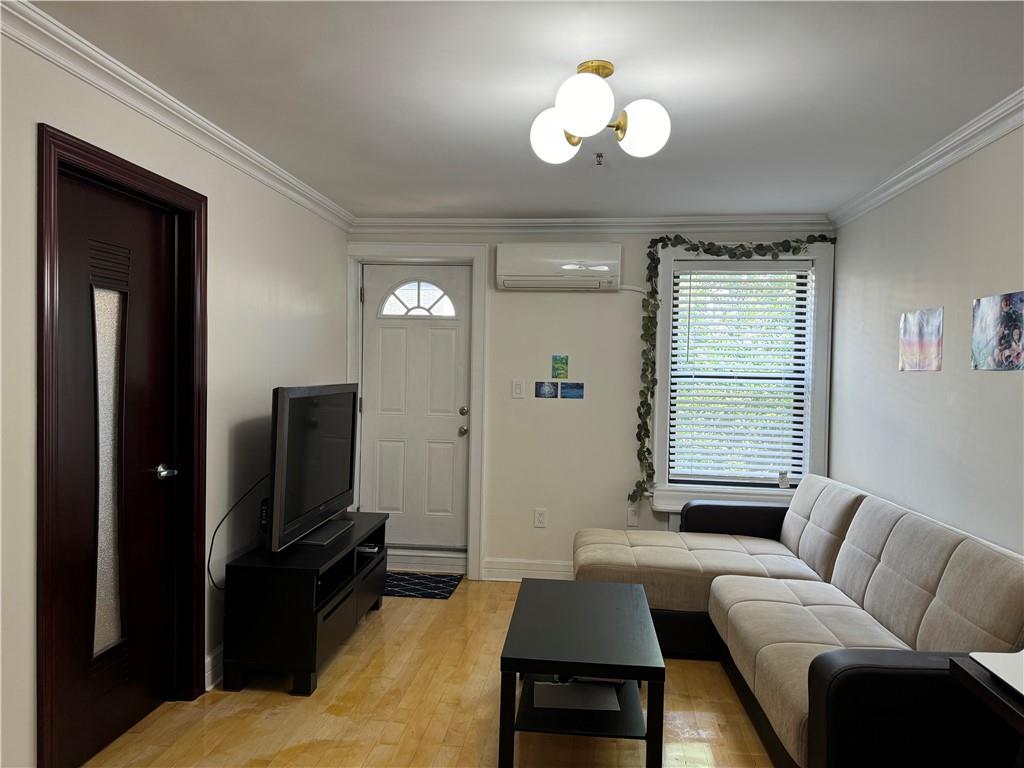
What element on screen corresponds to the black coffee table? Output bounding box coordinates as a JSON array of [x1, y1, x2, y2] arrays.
[[499, 579, 665, 767]]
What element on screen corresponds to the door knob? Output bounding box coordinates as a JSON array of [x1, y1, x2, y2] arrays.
[[458, 426, 469, 437], [458, 406, 469, 416], [156, 463, 178, 479]]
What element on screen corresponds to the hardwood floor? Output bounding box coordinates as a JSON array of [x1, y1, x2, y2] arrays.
[[86, 580, 771, 767]]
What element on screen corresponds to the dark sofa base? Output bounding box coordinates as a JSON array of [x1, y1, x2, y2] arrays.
[[651, 609, 724, 658]]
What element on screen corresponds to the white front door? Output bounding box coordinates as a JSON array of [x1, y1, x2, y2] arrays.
[[359, 264, 471, 549]]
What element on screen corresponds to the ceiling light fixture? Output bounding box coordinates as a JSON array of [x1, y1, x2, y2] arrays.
[[530, 60, 671, 164]]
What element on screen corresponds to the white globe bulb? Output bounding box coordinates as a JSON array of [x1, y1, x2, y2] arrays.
[[530, 107, 580, 164], [555, 73, 615, 138], [619, 99, 671, 158]]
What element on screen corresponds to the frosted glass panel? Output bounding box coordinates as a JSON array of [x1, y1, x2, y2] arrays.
[[93, 287, 125, 657]]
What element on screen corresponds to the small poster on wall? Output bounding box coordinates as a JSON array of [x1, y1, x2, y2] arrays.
[[972, 291, 1024, 370], [535, 381, 558, 398], [898, 307, 943, 371], [551, 355, 569, 379], [559, 382, 584, 399]]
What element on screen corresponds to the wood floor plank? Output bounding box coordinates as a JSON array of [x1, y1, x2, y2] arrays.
[[85, 580, 769, 767]]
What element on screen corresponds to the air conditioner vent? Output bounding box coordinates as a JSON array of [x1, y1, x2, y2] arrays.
[[496, 243, 622, 292]]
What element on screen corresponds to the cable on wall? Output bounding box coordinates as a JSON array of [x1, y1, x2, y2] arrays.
[[207, 473, 271, 591]]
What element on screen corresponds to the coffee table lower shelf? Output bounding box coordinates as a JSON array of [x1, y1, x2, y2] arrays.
[[514, 675, 647, 740]]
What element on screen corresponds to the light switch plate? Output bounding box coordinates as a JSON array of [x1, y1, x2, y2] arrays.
[[512, 379, 525, 399], [627, 504, 639, 527], [533, 507, 547, 528]]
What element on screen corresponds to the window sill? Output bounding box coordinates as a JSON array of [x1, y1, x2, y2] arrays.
[[651, 483, 794, 514]]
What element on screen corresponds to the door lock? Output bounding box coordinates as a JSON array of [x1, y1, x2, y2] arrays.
[[458, 426, 469, 437], [458, 406, 469, 416], [155, 463, 178, 479]]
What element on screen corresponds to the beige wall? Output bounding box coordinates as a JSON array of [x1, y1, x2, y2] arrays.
[[349, 229, 821, 576], [830, 127, 1024, 554], [1, 40, 348, 765]]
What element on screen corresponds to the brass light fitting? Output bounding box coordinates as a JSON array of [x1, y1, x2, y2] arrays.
[[577, 59, 615, 79], [530, 58, 670, 163], [607, 110, 628, 142]]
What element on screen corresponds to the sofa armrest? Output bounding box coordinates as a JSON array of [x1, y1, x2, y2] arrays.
[[807, 649, 1022, 768], [679, 500, 788, 539]]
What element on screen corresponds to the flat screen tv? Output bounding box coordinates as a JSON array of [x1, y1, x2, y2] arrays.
[[264, 383, 358, 552]]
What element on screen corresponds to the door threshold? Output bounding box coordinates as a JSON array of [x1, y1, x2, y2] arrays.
[[386, 546, 467, 575]]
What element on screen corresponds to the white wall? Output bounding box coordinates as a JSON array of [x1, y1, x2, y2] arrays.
[[830, 127, 1024, 553], [1, 40, 348, 765], [348, 229, 825, 577]]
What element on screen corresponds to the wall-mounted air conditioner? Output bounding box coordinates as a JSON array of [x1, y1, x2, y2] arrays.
[[496, 243, 622, 291]]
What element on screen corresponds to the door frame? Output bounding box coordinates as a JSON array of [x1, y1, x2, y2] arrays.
[[37, 125, 207, 765], [347, 243, 488, 580]]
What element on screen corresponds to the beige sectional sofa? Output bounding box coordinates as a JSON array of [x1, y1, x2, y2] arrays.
[[574, 476, 863, 613], [573, 475, 1024, 768]]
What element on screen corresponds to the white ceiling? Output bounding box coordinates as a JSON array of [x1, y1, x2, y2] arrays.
[[40, 2, 1024, 219]]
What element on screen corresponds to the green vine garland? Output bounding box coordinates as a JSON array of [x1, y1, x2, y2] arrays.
[[628, 233, 837, 503]]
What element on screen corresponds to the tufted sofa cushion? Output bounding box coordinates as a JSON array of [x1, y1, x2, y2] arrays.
[[831, 496, 1024, 651], [573, 529, 819, 612], [779, 475, 865, 581], [709, 576, 908, 766]]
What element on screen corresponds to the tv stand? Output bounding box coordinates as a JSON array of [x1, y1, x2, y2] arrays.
[[222, 512, 387, 695], [299, 515, 355, 546]]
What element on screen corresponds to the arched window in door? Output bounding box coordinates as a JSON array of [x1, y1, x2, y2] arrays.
[[379, 280, 456, 317]]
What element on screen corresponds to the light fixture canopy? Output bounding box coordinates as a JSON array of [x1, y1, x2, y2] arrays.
[[530, 107, 581, 165], [531, 59, 671, 163], [619, 99, 671, 158]]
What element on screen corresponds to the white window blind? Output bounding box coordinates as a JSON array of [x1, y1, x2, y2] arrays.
[[669, 265, 815, 486]]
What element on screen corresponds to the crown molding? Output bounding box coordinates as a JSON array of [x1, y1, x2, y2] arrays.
[[349, 213, 835, 236], [11, 1, 1016, 238], [1, 1, 357, 231], [830, 88, 1024, 228]]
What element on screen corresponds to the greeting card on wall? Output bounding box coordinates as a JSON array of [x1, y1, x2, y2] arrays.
[[972, 291, 1024, 370], [898, 307, 943, 371]]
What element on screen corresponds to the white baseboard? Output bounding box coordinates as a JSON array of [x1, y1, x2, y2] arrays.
[[205, 644, 223, 691], [481, 557, 573, 582], [387, 547, 466, 574]]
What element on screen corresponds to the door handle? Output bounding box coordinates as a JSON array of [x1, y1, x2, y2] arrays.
[[458, 426, 469, 437], [458, 406, 469, 416], [155, 463, 178, 479]]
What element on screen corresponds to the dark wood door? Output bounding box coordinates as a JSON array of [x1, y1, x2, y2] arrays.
[[50, 170, 178, 767]]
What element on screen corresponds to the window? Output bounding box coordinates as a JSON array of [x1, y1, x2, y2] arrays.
[[380, 280, 456, 317], [667, 264, 816, 487]]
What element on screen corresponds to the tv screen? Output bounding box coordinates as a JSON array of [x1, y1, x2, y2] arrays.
[[266, 383, 357, 551]]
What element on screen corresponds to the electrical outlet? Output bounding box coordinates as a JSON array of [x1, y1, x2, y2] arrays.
[[627, 503, 639, 527], [533, 507, 547, 528]]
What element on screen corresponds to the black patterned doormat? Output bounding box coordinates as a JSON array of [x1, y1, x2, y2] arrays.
[[384, 572, 463, 599]]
